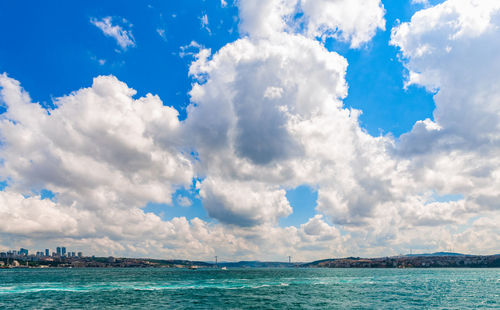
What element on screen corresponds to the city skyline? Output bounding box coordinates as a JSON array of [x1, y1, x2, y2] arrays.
[[1, 246, 83, 259]]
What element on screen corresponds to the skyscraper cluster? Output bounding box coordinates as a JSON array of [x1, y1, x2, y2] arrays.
[[0, 247, 83, 259]]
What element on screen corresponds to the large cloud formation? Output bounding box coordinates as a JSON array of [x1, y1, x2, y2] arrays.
[[391, 0, 500, 222], [0, 0, 498, 260], [238, 0, 385, 47], [0, 75, 193, 209]]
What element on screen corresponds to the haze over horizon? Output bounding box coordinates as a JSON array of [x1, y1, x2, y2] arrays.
[[0, 0, 499, 261]]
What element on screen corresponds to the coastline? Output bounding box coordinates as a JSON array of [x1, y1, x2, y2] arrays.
[[1, 253, 499, 269]]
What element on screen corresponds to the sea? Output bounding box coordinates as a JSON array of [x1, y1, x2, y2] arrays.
[[0, 268, 498, 309]]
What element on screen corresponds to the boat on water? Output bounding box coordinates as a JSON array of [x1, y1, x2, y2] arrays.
[[221, 266, 227, 270]]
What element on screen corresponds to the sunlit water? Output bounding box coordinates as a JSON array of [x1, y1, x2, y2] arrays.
[[0, 268, 498, 309]]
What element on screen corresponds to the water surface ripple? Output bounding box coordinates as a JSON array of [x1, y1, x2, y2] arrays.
[[0, 268, 498, 309]]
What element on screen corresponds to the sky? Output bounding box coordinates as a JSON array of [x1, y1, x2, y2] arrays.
[[0, 0, 499, 261]]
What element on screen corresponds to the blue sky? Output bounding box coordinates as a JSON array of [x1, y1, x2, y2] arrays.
[[0, 0, 437, 135], [0, 0, 498, 260], [0, 0, 435, 223], [0, 0, 238, 118]]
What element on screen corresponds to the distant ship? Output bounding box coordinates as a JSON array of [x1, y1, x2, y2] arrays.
[[221, 266, 227, 270]]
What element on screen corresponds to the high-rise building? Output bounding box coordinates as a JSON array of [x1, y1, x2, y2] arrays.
[[45, 249, 49, 257], [56, 247, 61, 256], [71, 252, 76, 257], [77, 252, 83, 258], [19, 248, 28, 256], [62, 247, 66, 256]]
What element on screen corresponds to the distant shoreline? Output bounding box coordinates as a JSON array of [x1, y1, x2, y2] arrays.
[[1, 253, 499, 269]]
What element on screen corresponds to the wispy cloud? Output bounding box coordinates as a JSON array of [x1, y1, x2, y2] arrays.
[[90, 55, 106, 66], [179, 41, 204, 58], [90, 16, 136, 50], [411, 0, 430, 5], [177, 195, 192, 207], [156, 28, 167, 41], [200, 14, 211, 34]]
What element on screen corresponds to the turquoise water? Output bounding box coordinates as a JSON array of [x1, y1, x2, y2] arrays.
[[0, 268, 498, 309]]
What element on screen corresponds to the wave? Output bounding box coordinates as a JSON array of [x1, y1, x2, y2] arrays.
[[0, 281, 293, 294]]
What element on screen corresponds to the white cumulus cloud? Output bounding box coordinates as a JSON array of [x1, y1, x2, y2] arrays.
[[237, 0, 386, 47], [0, 0, 499, 259]]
